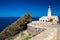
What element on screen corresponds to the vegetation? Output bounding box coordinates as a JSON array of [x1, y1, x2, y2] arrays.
[[57, 19, 60, 24], [20, 32, 32, 40], [0, 13, 32, 40], [22, 34, 32, 40], [6, 37, 13, 40]]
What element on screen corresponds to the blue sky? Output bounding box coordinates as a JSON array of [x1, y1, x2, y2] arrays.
[[0, 0, 60, 17]]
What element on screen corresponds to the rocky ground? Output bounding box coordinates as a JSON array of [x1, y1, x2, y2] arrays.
[[45, 24, 60, 40], [27, 21, 60, 40], [6, 23, 60, 40]]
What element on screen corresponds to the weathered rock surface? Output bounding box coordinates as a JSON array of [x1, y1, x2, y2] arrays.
[[27, 25, 46, 36], [29, 28, 57, 40], [27, 21, 57, 40]]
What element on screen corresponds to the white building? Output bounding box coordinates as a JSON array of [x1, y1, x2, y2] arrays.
[[39, 6, 59, 22]]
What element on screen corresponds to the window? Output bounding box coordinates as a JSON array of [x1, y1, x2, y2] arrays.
[[46, 20, 47, 22], [41, 20, 42, 22]]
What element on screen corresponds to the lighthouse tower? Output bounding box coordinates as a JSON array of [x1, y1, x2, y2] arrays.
[[48, 6, 51, 16]]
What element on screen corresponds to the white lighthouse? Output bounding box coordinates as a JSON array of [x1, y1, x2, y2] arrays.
[[48, 6, 51, 16], [39, 6, 59, 22]]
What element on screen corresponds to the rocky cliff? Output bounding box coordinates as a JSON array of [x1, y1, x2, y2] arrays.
[[0, 13, 32, 40]]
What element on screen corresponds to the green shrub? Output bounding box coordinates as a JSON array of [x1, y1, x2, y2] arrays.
[[57, 20, 60, 24], [20, 32, 32, 40], [7, 37, 13, 40]]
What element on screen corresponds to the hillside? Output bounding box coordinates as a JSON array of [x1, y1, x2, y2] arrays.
[[0, 13, 32, 40]]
